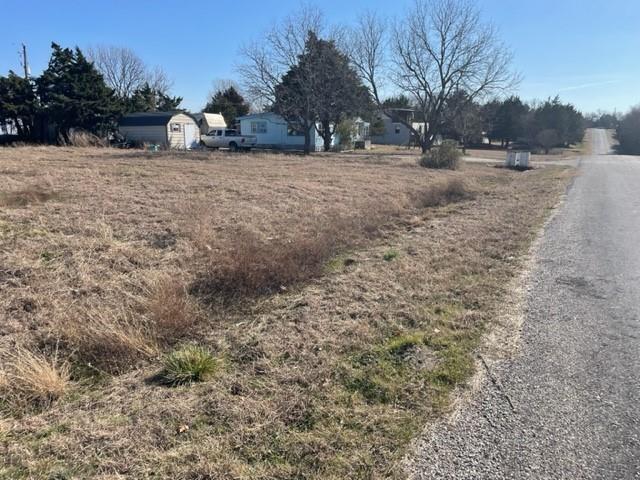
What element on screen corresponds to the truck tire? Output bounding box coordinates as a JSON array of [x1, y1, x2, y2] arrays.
[[229, 142, 238, 152]]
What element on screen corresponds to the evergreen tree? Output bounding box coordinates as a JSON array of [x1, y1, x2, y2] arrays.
[[126, 83, 182, 112], [273, 32, 370, 153], [442, 91, 483, 152], [491, 96, 528, 147], [311, 36, 371, 151], [37, 43, 116, 140], [531, 97, 584, 147], [382, 95, 413, 110], [203, 86, 250, 127], [0, 72, 38, 139], [617, 107, 640, 155]]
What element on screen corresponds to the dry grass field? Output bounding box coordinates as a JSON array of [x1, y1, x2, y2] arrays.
[[0, 146, 572, 479], [363, 142, 585, 163]]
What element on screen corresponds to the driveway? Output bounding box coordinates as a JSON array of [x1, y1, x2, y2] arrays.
[[410, 129, 640, 479]]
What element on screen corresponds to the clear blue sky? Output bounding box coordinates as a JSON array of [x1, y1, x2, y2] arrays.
[[1, 0, 638, 114]]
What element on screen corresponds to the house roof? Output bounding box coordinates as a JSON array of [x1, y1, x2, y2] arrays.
[[236, 112, 282, 122], [119, 111, 193, 127]]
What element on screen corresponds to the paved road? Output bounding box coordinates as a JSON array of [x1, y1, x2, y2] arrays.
[[411, 129, 640, 479]]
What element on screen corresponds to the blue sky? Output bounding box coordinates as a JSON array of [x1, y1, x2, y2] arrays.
[[1, 0, 638, 113]]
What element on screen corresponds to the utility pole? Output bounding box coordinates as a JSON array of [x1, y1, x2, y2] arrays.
[[21, 43, 30, 79]]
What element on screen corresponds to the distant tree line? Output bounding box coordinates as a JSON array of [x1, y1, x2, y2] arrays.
[[438, 95, 585, 153], [586, 111, 619, 130], [239, 1, 588, 154], [0, 43, 181, 143]]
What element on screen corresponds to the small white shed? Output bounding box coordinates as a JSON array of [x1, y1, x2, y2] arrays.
[[119, 111, 200, 149], [192, 112, 227, 134]]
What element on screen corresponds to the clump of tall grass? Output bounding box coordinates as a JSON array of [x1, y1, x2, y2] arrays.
[[416, 179, 474, 208], [160, 345, 218, 385], [0, 183, 58, 207], [0, 348, 69, 410]]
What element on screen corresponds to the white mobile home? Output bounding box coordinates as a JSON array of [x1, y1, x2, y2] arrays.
[[237, 112, 324, 151], [192, 112, 226, 134], [119, 111, 200, 149]]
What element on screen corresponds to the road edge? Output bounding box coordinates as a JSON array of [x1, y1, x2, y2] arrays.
[[403, 167, 577, 477]]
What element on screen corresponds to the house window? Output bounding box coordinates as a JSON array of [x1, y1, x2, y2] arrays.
[[171, 123, 181, 133], [395, 125, 401, 134], [287, 125, 304, 137], [251, 121, 267, 134]]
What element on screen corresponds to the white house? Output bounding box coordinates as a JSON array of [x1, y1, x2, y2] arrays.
[[237, 112, 325, 151], [371, 108, 426, 146], [119, 111, 200, 149], [192, 112, 226, 135], [333, 118, 371, 149]]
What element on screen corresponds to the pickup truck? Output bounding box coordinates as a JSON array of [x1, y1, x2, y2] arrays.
[[200, 129, 257, 151]]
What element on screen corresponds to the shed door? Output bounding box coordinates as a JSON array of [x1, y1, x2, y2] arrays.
[[183, 123, 199, 149]]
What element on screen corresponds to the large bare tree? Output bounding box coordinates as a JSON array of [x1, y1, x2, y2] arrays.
[[346, 11, 387, 106], [350, 0, 517, 152], [238, 4, 336, 108], [87, 45, 173, 98]]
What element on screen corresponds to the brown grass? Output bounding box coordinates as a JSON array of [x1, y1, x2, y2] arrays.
[[194, 210, 393, 300], [59, 130, 108, 148], [0, 348, 69, 411], [415, 178, 474, 208], [0, 183, 58, 207], [0, 146, 572, 479], [58, 309, 157, 373], [145, 275, 199, 343]]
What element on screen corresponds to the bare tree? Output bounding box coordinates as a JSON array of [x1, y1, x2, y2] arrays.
[[86, 46, 146, 98], [237, 4, 327, 107], [347, 11, 387, 105], [146, 65, 173, 95], [393, 0, 517, 151], [87, 46, 173, 98], [350, 0, 517, 152]]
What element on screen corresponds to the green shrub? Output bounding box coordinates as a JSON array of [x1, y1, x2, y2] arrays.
[[419, 141, 461, 170], [160, 345, 217, 385], [617, 107, 640, 154], [383, 249, 399, 261]]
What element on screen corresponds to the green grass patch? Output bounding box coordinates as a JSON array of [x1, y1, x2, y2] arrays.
[[325, 253, 357, 272], [383, 249, 399, 262], [159, 345, 218, 385]]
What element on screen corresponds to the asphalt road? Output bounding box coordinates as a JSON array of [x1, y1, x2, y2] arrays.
[[410, 129, 640, 479]]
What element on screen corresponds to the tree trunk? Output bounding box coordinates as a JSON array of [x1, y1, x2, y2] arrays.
[[321, 119, 332, 152], [303, 127, 311, 155], [420, 133, 435, 153], [13, 118, 24, 139]]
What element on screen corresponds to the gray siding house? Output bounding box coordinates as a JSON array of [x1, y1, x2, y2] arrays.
[[371, 109, 426, 146]]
